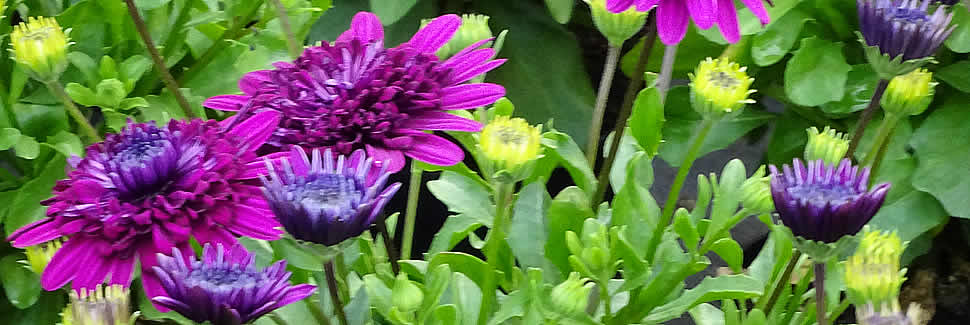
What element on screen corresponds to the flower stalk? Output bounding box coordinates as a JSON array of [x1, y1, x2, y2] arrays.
[[123, 0, 196, 118], [657, 44, 679, 102], [269, 0, 302, 59], [400, 164, 423, 260], [862, 113, 901, 174], [374, 213, 401, 274], [846, 79, 889, 159], [816, 263, 827, 325], [481, 181, 515, 324], [586, 45, 622, 164], [325, 260, 349, 325], [45, 80, 100, 142]]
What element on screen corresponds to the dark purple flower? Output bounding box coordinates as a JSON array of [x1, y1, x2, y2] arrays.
[[858, 0, 956, 61], [6, 112, 285, 305], [769, 159, 891, 243], [153, 243, 316, 325], [205, 12, 506, 173], [261, 146, 401, 246]]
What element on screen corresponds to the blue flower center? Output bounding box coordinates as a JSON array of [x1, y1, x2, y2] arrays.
[[186, 264, 264, 290], [287, 174, 363, 218], [889, 7, 928, 23], [108, 126, 180, 200], [786, 183, 862, 206]]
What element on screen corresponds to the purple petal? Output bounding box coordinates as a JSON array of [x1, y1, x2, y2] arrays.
[[240, 151, 290, 179], [407, 14, 461, 53], [440, 83, 506, 110], [107, 258, 135, 286], [227, 205, 284, 240], [365, 144, 406, 174], [278, 284, 317, 306], [400, 111, 483, 132], [226, 110, 281, 153], [337, 12, 385, 44], [7, 219, 62, 247], [687, 0, 717, 29], [608, 0, 636, 12], [400, 131, 465, 166], [741, 0, 770, 25], [203, 95, 249, 111], [716, 0, 741, 43], [658, 0, 690, 45], [41, 238, 94, 290], [239, 70, 273, 95], [636, 0, 662, 11]]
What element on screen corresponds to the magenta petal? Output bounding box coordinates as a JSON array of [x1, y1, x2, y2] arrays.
[[40, 238, 94, 290], [399, 111, 483, 132], [440, 84, 506, 110], [239, 70, 273, 95], [365, 144, 406, 174], [716, 0, 741, 43], [607, 0, 636, 12], [278, 284, 317, 306], [73, 251, 111, 290], [7, 218, 62, 247], [108, 258, 135, 286], [203, 95, 249, 111], [441, 48, 495, 72], [407, 14, 461, 53], [636, 0, 662, 11], [338, 12, 385, 44], [686, 0, 717, 29], [227, 205, 283, 240], [401, 132, 465, 166], [192, 226, 238, 248], [240, 151, 290, 179], [226, 110, 281, 153], [741, 0, 770, 25], [658, 0, 690, 45], [448, 59, 506, 85]]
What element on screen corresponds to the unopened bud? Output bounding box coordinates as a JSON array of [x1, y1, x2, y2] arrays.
[[689, 58, 755, 120], [584, 0, 648, 47], [11, 17, 71, 81], [804, 126, 849, 166], [549, 272, 594, 316], [882, 68, 935, 116]]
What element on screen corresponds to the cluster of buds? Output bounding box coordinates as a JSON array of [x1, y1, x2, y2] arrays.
[[479, 115, 543, 181], [388, 273, 425, 323], [804, 126, 850, 166], [689, 58, 756, 120], [565, 219, 620, 280], [11, 17, 71, 82], [882, 68, 937, 117], [845, 229, 920, 325], [584, 0, 648, 47]]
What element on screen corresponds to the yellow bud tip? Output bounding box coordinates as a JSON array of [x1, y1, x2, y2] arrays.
[[689, 57, 756, 119], [11, 16, 71, 81], [805, 126, 850, 166], [480, 116, 542, 169], [882, 68, 936, 116]]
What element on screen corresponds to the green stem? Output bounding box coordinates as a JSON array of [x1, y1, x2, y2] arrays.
[[304, 296, 332, 325], [479, 182, 515, 325], [758, 251, 802, 312], [586, 45, 622, 165], [123, 0, 197, 119], [269, 0, 302, 59], [845, 79, 889, 160], [814, 263, 827, 325], [374, 213, 401, 274], [862, 113, 900, 175], [600, 281, 612, 322], [178, 1, 264, 85], [591, 17, 657, 204], [324, 260, 349, 325], [44, 81, 101, 143], [646, 118, 714, 262], [399, 163, 423, 260]]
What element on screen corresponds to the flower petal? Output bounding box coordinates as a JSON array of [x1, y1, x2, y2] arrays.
[[227, 205, 284, 240], [741, 0, 770, 25], [440, 83, 505, 110], [716, 0, 741, 43], [337, 12, 385, 44], [407, 14, 461, 53], [400, 131, 465, 166], [278, 284, 317, 306], [203, 95, 249, 111], [636, 0, 662, 11], [240, 151, 290, 179], [239, 70, 273, 95], [226, 110, 281, 153], [7, 218, 62, 247], [365, 144, 406, 174], [399, 111, 483, 132], [608, 0, 636, 12], [658, 0, 690, 45], [687, 0, 717, 29], [41, 237, 94, 290]]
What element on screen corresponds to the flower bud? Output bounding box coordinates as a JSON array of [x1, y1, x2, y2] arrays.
[[549, 272, 594, 316], [881, 68, 936, 116], [804, 126, 849, 166], [11, 17, 71, 81], [689, 58, 755, 120], [426, 14, 493, 59], [566, 219, 615, 278], [25, 239, 62, 275], [69, 285, 131, 325], [845, 229, 906, 311], [479, 116, 542, 173], [391, 273, 424, 313], [741, 165, 774, 214], [584, 0, 648, 47]]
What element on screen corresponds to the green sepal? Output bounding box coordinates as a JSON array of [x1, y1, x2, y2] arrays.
[[858, 33, 935, 79]]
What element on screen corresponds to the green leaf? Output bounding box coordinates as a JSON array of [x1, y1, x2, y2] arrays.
[[428, 214, 485, 256], [101, 108, 130, 132], [751, 9, 812, 66], [0, 254, 41, 309], [13, 136, 39, 160], [119, 97, 150, 111], [269, 238, 331, 272], [345, 286, 372, 325], [710, 238, 744, 273], [120, 55, 153, 87], [611, 153, 661, 250], [644, 275, 763, 323], [508, 182, 553, 272], [689, 303, 725, 325], [910, 98, 970, 218], [945, 3, 970, 53], [542, 131, 597, 196], [628, 87, 664, 156], [427, 171, 494, 222], [67, 52, 99, 86], [45, 131, 83, 157], [96, 79, 128, 108], [449, 273, 483, 325], [427, 252, 492, 296], [765, 110, 813, 164], [935, 60, 970, 93], [14, 104, 69, 140], [415, 160, 488, 189], [0, 128, 21, 150], [543, 0, 574, 24], [368, 0, 418, 26], [65, 83, 99, 107], [545, 186, 595, 277], [1, 291, 65, 324], [674, 209, 700, 250], [608, 130, 652, 191], [141, 88, 206, 123], [474, 0, 596, 145], [820, 64, 880, 116], [784, 37, 851, 107], [658, 87, 774, 166]]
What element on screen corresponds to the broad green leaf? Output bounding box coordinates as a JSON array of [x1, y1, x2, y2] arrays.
[[910, 99, 970, 218], [751, 9, 812, 66], [784, 37, 850, 107], [65, 83, 99, 107], [542, 131, 597, 196], [628, 87, 664, 157], [13, 136, 39, 159], [545, 186, 595, 277], [427, 214, 485, 256], [345, 286, 371, 325], [0, 254, 41, 309], [710, 238, 744, 273], [427, 171, 494, 222], [14, 103, 69, 140], [269, 238, 335, 272], [368, 0, 418, 26], [765, 110, 813, 165], [450, 273, 482, 325], [363, 274, 394, 313], [96, 79, 127, 108], [820, 65, 880, 116], [935, 60, 970, 93], [0, 128, 21, 150], [508, 182, 553, 272], [644, 275, 763, 323], [415, 160, 488, 189], [2, 291, 65, 324], [611, 153, 661, 250], [427, 252, 492, 293], [946, 3, 970, 53], [141, 88, 206, 123], [544, 0, 574, 24], [673, 209, 700, 251], [689, 303, 726, 325], [608, 130, 652, 191], [4, 155, 65, 237], [67, 52, 99, 86], [46, 131, 83, 157]]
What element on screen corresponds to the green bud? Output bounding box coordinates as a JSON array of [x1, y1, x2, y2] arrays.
[[391, 273, 424, 313], [689, 58, 756, 120], [845, 228, 906, 312], [11, 17, 71, 82], [584, 0, 648, 47], [425, 14, 494, 59], [740, 165, 774, 215], [881, 68, 935, 116], [804, 126, 849, 166], [25, 239, 62, 275], [548, 272, 594, 316]]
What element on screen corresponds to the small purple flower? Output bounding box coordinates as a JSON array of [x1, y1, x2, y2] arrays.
[[153, 243, 316, 325], [6, 112, 284, 305], [858, 0, 956, 61], [606, 0, 770, 44], [769, 159, 891, 243], [205, 12, 506, 173], [261, 147, 401, 246]]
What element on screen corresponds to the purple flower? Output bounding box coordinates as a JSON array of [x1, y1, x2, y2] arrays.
[[858, 0, 956, 61], [205, 12, 506, 173], [769, 159, 891, 243], [6, 112, 285, 306], [261, 147, 401, 246], [153, 243, 316, 325], [606, 0, 770, 44]]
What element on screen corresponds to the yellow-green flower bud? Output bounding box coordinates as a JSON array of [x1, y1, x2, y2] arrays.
[[804, 126, 850, 166], [69, 285, 131, 325], [25, 239, 62, 275], [391, 273, 424, 313], [689, 58, 756, 120], [549, 272, 594, 316], [881, 68, 936, 116], [425, 14, 494, 59], [11, 17, 71, 82], [584, 0, 648, 47], [741, 165, 774, 215], [845, 229, 906, 312], [480, 116, 542, 172]]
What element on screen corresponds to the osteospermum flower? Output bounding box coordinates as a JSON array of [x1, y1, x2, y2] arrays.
[[858, 0, 956, 77], [205, 12, 507, 173], [153, 244, 316, 325], [261, 147, 401, 246], [606, 0, 770, 44], [689, 57, 755, 119], [769, 159, 891, 245], [6, 112, 284, 303]]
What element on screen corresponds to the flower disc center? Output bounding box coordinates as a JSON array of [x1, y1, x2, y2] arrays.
[[186, 265, 264, 289], [708, 70, 741, 89], [786, 183, 862, 206], [289, 174, 362, 214], [108, 126, 181, 200]]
